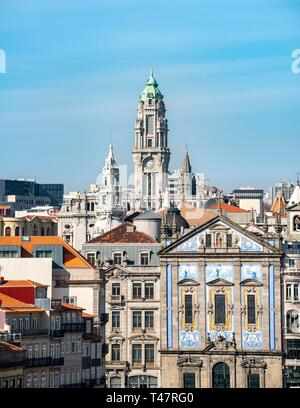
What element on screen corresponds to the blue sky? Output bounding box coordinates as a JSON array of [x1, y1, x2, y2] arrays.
[[1, 0, 300, 194]]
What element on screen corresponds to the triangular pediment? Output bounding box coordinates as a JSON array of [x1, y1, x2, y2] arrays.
[[159, 215, 281, 255], [207, 278, 234, 286]]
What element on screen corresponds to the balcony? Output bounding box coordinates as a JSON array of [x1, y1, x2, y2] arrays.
[[25, 357, 52, 368], [109, 295, 125, 305], [51, 357, 64, 366], [22, 329, 49, 337], [50, 329, 64, 338], [61, 323, 84, 332]]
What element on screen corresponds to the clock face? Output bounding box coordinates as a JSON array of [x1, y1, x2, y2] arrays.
[[146, 160, 153, 168]]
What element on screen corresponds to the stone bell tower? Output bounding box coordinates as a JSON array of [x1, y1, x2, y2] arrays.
[[132, 71, 171, 211]]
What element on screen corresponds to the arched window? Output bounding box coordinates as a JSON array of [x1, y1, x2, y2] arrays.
[[287, 310, 300, 333], [5, 226, 11, 236], [41, 227, 45, 236], [15, 226, 20, 236], [91, 203, 94, 212], [212, 362, 230, 388], [293, 215, 300, 231]]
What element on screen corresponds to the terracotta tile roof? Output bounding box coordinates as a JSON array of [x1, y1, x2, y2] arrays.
[[1, 280, 48, 288], [209, 203, 249, 213], [0, 341, 24, 352], [82, 312, 95, 318], [0, 236, 94, 269], [0, 292, 44, 313], [60, 303, 85, 311], [88, 223, 156, 244], [5, 307, 44, 313]]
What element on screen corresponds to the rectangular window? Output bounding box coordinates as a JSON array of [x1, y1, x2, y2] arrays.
[[183, 373, 196, 388], [146, 115, 154, 135], [132, 311, 142, 329], [287, 340, 300, 359], [86, 253, 96, 265], [215, 294, 226, 325], [112, 311, 120, 329], [248, 373, 260, 388], [294, 284, 299, 301], [36, 250, 52, 258], [226, 234, 232, 247], [206, 234, 212, 248], [247, 294, 256, 325], [145, 311, 154, 329], [111, 344, 120, 361], [140, 252, 149, 265], [133, 282, 142, 300], [132, 344, 142, 366], [112, 283, 120, 296], [113, 253, 122, 265], [145, 282, 154, 299], [185, 294, 193, 325], [286, 284, 292, 301], [0, 250, 18, 258], [145, 344, 154, 364]]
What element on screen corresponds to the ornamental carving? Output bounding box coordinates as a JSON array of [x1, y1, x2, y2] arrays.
[[177, 354, 203, 368], [241, 357, 267, 369]]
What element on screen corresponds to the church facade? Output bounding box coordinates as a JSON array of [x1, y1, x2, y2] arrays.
[[159, 215, 283, 388]]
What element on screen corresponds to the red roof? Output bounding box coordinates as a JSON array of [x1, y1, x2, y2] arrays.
[[60, 303, 85, 311], [1, 280, 48, 288], [88, 223, 156, 244], [209, 203, 249, 213]]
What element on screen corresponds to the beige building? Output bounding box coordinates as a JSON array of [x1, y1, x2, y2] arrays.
[[0, 214, 57, 237], [159, 215, 283, 388], [82, 222, 161, 388]]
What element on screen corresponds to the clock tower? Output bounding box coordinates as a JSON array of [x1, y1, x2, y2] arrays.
[[132, 71, 171, 210]]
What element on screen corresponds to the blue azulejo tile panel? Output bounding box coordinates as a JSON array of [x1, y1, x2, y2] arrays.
[[241, 264, 263, 282], [206, 263, 234, 282], [268, 264, 276, 351], [243, 331, 263, 349], [236, 232, 263, 252], [177, 234, 198, 252], [178, 263, 199, 281], [179, 330, 200, 348], [166, 265, 173, 348]]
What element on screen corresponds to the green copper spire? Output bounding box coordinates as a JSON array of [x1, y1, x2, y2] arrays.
[[140, 70, 163, 102]]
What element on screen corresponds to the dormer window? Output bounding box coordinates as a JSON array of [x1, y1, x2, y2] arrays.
[[140, 252, 150, 266], [113, 252, 122, 265]]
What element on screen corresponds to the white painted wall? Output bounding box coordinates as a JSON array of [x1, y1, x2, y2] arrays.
[[53, 286, 94, 315]]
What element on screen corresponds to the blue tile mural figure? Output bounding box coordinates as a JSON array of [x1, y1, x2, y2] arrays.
[[178, 263, 198, 281], [206, 263, 234, 282]]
